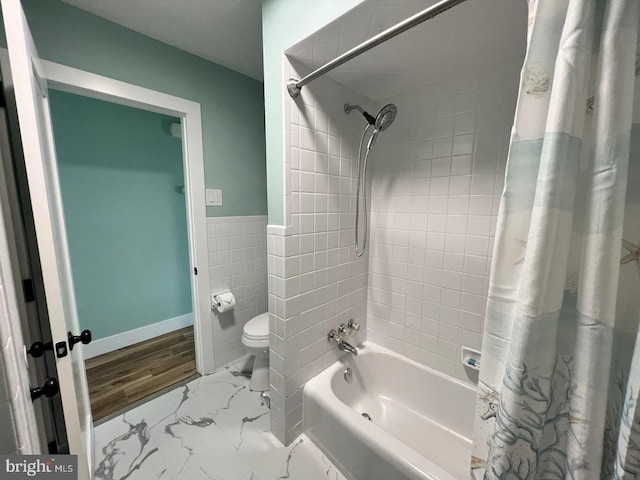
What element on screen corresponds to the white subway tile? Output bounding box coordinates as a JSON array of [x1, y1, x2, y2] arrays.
[[452, 134, 475, 156], [435, 116, 454, 137], [465, 235, 489, 256], [441, 289, 461, 308], [446, 215, 467, 234], [431, 157, 451, 176], [300, 127, 315, 151], [451, 155, 473, 175], [454, 112, 476, 135], [281, 61, 516, 426], [430, 177, 450, 195], [447, 196, 470, 215], [469, 195, 494, 215], [449, 175, 471, 195], [471, 174, 496, 195], [441, 270, 462, 290]]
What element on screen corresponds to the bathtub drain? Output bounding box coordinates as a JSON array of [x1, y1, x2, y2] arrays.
[[361, 413, 372, 421]]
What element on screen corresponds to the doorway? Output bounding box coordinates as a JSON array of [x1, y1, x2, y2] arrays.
[[47, 89, 200, 421], [38, 58, 215, 377], [42, 62, 218, 412], [0, 0, 213, 469]]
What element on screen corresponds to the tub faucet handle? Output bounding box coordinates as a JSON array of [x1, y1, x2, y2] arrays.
[[328, 329, 340, 343], [348, 319, 360, 331], [338, 323, 350, 335]]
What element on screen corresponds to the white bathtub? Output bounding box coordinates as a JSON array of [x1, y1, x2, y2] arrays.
[[303, 342, 476, 480]]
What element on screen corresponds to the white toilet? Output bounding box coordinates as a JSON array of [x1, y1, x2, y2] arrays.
[[241, 312, 270, 391]]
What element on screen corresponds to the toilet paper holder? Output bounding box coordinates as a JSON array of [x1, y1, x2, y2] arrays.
[[211, 289, 236, 313]]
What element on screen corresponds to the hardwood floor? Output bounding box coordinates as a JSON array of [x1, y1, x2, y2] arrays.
[[85, 327, 198, 422]]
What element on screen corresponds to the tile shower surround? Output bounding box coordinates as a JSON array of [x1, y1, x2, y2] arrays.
[[367, 60, 521, 381], [207, 216, 268, 367], [267, 59, 372, 445], [269, 57, 521, 445]]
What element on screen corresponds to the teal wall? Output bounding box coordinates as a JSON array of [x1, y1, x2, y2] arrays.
[[49, 90, 192, 340], [2, 0, 267, 217], [261, 0, 362, 224]]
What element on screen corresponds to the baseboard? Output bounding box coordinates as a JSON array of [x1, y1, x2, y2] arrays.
[[82, 313, 194, 359]]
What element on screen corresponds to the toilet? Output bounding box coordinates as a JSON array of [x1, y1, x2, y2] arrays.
[[241, 312, 270, 391]]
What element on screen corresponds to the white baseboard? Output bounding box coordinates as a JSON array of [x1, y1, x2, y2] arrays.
[[82, 313, 194, 359]]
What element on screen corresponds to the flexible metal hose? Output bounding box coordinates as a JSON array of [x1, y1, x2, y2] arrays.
[[355, 124, 373, 257]]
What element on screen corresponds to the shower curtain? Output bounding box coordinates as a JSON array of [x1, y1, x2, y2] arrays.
[[471, 0, 640, 478]]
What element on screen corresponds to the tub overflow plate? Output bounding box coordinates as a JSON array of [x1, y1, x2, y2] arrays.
[[344, 367, 352, 382]]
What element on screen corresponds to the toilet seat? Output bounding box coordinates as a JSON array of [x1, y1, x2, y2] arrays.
[[242, 312, 269, 341]]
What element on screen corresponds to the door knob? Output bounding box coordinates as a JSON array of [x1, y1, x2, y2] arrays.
[[27, 341, 53, 358], [68, 330, 92, 350], [31, 378, 59, 400]]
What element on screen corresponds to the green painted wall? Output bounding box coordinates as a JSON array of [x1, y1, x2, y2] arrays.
[[1, 0, 267, 217], [49, 90, 192, 340], [261, 0, 363, 224]]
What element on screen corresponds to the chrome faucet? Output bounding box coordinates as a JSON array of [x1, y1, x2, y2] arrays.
[[328, 328, 358, 357], [338, 340, 358, 357]]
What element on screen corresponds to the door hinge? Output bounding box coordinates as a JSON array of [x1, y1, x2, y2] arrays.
[[22, 278, 35, 303]]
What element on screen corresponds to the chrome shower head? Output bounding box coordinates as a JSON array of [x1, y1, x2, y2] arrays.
[[375, 104, 397, 132], [366, 104, 398, 151]]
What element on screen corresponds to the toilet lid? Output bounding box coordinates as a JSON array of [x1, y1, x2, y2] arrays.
[[243, 312, 269, 340]]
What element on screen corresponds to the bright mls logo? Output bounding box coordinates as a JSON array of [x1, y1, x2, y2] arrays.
[[0, 456, 77, 479]]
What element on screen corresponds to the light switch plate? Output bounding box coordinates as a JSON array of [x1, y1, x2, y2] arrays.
[[206, 188, 223, 207]]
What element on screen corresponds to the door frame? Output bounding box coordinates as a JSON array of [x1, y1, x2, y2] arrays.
[[35, 57, 215, 375]]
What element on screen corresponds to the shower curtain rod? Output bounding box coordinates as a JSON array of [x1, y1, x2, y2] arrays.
[[286, 0, 469, 98]]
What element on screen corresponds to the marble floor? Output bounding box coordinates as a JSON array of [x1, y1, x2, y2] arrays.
[[93, 356, 348, 480]]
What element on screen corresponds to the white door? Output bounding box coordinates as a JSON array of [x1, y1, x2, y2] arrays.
[[1, 0, 93, 477]]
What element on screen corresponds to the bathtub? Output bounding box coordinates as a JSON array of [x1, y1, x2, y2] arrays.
[[303, 342, 476, 480]]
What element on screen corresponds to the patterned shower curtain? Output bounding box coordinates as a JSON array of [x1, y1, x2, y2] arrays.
[[471, 0, 640, 478]]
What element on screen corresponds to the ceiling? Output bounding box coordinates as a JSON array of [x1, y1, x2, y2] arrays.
[[286, 0, 528, 100], [60, 0, 264, 81], [59, 0, 527, 94]]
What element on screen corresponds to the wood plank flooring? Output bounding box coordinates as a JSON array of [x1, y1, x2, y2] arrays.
[[85, 327, 198, 422]]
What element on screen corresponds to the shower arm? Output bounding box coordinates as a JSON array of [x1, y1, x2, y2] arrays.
[[345, 104, 377, 125], [286, 0, 468, 98]]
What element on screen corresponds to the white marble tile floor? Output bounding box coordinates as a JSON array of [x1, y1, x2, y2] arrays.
[[94, 356, 347, 480]]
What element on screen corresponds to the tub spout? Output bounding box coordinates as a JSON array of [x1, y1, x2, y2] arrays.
[[338, 340, 358, 357], [328, 329, 358, 356]]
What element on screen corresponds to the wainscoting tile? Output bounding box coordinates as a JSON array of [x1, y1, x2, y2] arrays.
[[207, 216, 268, 367]]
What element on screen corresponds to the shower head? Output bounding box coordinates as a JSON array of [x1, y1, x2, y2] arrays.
[[345, 103, 398, 130], [366, 104, 398, 151], [344, 103, 376, 125], [375, 104, 397, 132]]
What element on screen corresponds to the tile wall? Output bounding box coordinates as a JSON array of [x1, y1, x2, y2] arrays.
[[207, 216, 268, 367], [366, 59, 522, 382], [267, 59, 373, 445]]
